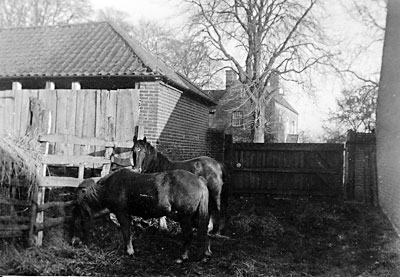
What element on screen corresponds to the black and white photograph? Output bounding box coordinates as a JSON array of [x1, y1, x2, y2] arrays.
[[0, 0, 399, 276]]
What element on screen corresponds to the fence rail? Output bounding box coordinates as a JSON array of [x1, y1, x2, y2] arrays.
[[0, 133, 134, 244]]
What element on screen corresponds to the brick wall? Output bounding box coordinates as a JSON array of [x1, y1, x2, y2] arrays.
[[376, 0, 400, 235], [138, 82, 159, 141], [138, 81, 211, 160], [345, 131, 378, 205]]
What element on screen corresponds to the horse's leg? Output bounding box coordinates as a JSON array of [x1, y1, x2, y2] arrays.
[[175, 216, 193, 264], [115, 212, 134, 256], [159, 216, 168, 231]]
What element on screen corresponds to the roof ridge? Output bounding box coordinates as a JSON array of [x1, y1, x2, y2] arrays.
[[0, 21, 107, 31], [106, 21, 178, 76]]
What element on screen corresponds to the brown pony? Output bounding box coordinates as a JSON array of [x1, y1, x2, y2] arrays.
[[72, 168, 211, 263], [131, 136, 229, 234]]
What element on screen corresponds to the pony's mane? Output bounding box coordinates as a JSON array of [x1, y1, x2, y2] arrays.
[[81, 176, 106, 203], [139, 139, 173, 172]]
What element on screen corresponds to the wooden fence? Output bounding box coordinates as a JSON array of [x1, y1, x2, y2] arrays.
[[228, 143, 344, 198], [0, 134, 133, 245], [0, 89, 140, 150]]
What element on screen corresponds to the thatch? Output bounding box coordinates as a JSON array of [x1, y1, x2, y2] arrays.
[[0, 134, 42, 201]]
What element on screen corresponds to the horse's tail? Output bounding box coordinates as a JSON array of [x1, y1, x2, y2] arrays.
[[197, 177, 209, 238]]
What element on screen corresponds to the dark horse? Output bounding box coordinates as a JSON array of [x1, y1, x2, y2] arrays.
[[131, 136, 229, 234], [72, 168, 211, 263]]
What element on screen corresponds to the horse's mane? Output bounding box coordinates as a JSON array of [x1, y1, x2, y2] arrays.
[[142, 141, 173, 172], [78, 176, 107, 205]]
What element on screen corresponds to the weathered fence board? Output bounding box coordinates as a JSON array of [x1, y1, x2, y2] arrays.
[[0, 89, 140, 148], [229, 143, 344, 198]]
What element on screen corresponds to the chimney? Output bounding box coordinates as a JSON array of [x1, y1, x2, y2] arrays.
[[269, 72, 282, 94], [225, 70, 237, 88]]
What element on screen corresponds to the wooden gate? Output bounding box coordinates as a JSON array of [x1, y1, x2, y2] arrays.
[[229, 143, 344, 198]]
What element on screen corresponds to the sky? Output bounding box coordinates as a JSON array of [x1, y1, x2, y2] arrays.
[[90, 0, 385, 141]]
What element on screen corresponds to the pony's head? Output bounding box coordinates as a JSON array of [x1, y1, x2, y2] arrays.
[[132, 136, 156, 173], [71, 178, 99, 244]]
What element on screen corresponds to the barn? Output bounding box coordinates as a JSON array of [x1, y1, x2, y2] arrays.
[[0, 21, 216, 160]]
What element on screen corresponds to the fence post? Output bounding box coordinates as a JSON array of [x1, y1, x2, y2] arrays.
[[28, 186, 38, 246], [344, 130, 377, 205], [33, 111, 51, 246]]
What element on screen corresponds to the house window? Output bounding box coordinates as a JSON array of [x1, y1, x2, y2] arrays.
[[232, 111, 244, 127], [239, 87, 247, 98]]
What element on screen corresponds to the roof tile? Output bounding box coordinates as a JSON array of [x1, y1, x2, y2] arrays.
[[0, 21, 215, 104]]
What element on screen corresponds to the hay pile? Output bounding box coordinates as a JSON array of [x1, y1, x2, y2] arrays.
[[0, 134, 42, 210]]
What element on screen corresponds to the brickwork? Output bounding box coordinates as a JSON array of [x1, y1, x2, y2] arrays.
[[206, 129, 228, 162], [345, 131, 378, 205], [138, 82, 159, 142], [376, 0, 400, 235], [138, 81, 211, 161]]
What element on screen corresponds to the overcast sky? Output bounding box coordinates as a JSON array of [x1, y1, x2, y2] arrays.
[[89, 0, 385, 140]]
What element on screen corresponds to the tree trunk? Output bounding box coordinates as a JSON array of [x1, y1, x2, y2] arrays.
[[253, 103, 266, 143]]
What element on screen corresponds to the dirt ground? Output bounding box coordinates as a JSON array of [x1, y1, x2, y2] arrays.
[[1, 196, 399, 276]]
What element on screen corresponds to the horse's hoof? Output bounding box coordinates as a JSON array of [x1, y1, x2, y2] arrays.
[[174, 257, 188, 264], [71, 236, 82, 246], [175, 254, 189, 264], [126, 248, 135, 256], [202, 252, 212, 263]]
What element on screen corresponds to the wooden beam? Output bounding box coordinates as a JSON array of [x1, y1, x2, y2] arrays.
[[71, 82, 81, 90], [0, 223, 30, 231], [42, 154, 111, 166], [39, 176, 101, 188], [37, 200, 76, 212], [38, 134, 133, 148], [233, 143, 344, 152], [0, 216, 30, 223], [0, 198, 30, 206], [45, 82, 55, 90], [35, 216, 72, 232], [39, 133, 113, 146], [232, 167, 339, 174], [12, 82, 22, 90], [0, 230, 23, 238]]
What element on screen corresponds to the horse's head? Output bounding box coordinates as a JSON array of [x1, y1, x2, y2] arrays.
[[71, 179, 97, 244], [132, 136, 153, 173]]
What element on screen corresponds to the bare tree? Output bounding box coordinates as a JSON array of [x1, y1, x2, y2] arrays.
[[0, 0, 92, 28], [324, 0, 386, 140], [184, 0, 332, 142], [129, 19, 222, 88], [95, 7, 134, 32]]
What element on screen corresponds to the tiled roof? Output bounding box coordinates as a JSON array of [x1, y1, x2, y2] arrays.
[[204, 89, 226, 102], [0, 22, 215, 104]]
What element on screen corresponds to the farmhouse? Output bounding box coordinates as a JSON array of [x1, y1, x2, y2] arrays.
[[0, 21, 216, 160], [208, 70, 298, 142]]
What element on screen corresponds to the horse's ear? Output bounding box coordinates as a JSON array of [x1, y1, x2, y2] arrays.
[[133, 136, 137, 143], [143, 136, 147, 143]]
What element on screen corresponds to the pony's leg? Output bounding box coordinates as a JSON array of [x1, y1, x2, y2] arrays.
[[115, 212, 134, 256], [159, 216, 168, 231], [198, 216, 212, 262], [175, 216, 193, 264]]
